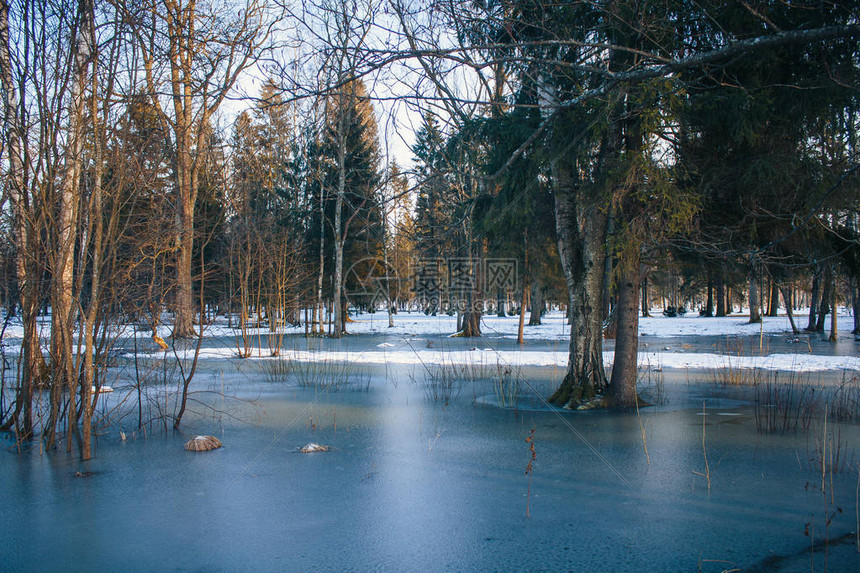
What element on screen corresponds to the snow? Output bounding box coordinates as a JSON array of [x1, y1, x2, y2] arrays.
[[639, 312, 807, 337], [130, 341, 860, 373], [2, 308, 858, 373], [299, 443, 329, 453]]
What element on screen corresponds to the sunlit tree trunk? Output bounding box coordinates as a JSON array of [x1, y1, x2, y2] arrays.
[[331, 103, 347, 338], [48, 0, 94, 451], [0, 0, 48, 436]]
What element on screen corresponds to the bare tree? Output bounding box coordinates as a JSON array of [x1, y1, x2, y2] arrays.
[[129, 0, 271, 337], [0, 0, 49, 437]]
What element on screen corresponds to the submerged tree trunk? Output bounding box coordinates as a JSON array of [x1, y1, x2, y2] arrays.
[[548, 161, 608, 408], [48, 0, 95, 451], [0, 0, 48, 436], [829, 272, 838, 342], [609, 255, 640, 408], [807, 269, 821, 331], [815, 267, 831, 332]]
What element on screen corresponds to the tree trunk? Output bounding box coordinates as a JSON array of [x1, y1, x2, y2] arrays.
[[517, 283, 527, 345], [517, 234, 528, 343], [49, 0, 94, 450], [609, 255, 640, 408], [332, 147, 346, 338], [767, 279, 779, 317], [641, 274, 651, 317], [548, 161, 608, 408], [705, 281, 714, 317], [715, 280, 726, 317], [816, 267, 831, 332], [829, 272, 838, 342], [316, 181, 326, 335], [852, 280, 860, 335], [528, 282, 542, 326], [780, 286, 799, 335], [602, 207, 615, 322], [461, 309, 481, 337], [0, 0, 47, 437], [172, 148, 197, 338], [807, 269, 821, 331], [748, 264, 761, 323]]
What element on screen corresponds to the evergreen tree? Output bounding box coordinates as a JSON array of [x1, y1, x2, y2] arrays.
[[306, 78, 383, 333]]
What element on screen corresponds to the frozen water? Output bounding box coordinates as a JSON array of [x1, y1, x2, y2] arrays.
[[1, 311, 859, 570]]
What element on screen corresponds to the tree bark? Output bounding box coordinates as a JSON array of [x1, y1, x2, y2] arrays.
[[829, 272, 838, 342], [748, 263, 761, 323], [548, 161, 608, 408], [641, 274, 651, 317], [705, 281, 714, 317], [0, 0, 48, 437], [780, 286, 799, 335], [767, 279, 779, 317], [609, 254, 640, 408], [715, 280, 726, 317], [807, 269, 821, 331], [816, 267, 831, 332], [331, 98, 348, 338], [528, 281, 542, 326], [45, 0, 95, 449], [851, 279, 860, 335], [517, 283, 527, 345]]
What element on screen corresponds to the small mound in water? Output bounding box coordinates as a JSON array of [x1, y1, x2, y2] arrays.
[[185, 435, 222, 452], [299, 443, 329, 453]]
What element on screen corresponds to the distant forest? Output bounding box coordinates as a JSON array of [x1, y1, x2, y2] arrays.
[[0, 0, 857, 455]]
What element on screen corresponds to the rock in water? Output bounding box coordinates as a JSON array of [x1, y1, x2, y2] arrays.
[[299, 443, 329, 453], [185, 435, 222, 452]]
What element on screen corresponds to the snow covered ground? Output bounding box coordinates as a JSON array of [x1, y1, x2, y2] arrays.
[[3, 308, 858, 373], [339, 308, 822, 339], [168, 343, 860, 373]]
